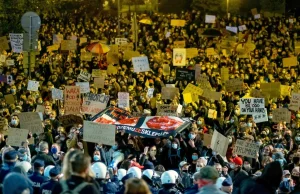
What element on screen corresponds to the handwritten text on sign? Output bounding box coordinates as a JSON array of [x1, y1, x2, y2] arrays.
[[235, 139, 260, 158], [7, 128, 29, 147], [9, 33, 23, 53], [83, 121, 115, 145], [132, 56, 150, 73], [82, 94, 110, 115], [253, 108, 268, 123], [18, 112, 43, 134], [239, 98, 265, 115], [118, 92, 129, 108]]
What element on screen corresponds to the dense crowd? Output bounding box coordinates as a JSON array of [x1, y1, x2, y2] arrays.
[[0, 8, 300, 194]]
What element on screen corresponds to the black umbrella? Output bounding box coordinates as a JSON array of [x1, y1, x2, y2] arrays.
[[201, 28, 222, 37]]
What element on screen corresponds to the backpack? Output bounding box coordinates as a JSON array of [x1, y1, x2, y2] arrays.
[[60, 180, 90, 194]]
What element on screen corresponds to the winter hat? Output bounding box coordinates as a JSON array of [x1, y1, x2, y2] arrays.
[[233, 157, 243, 166], [222, 178, 233, 186], [3, 172, 33, 194]]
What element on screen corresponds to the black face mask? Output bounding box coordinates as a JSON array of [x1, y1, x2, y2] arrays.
[[273, 139, 278, 144], [293, 157, 300, 164], [261, 134, 266, 138], [285, 134, 291, 141], [127, 144, 134, 149]]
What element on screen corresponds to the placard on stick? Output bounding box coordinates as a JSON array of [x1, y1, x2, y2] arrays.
[[94, 77, 105, 88], [83, 121, 115, 145], [261, 82, 281, 98]]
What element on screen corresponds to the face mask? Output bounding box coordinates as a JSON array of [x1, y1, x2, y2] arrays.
[[197, 121, 202, 125], [112, 145, 118, 150], [128, 144, 134, 149], [60, 137, 65, 141], [35, 147, 40, 152], [283, 178, 290, 182], [192, 155, 198, 161], [189, 133, 196, 140], [276, 159, 284, 166], [21, 154, 28, 161], [196, 167, 202, 172], [285, 134, 291, 140], [172, 144, 178, 149], [229, 163, 235, 169], [268, 116, 273, 119], [50, 117, 55, 121], [243, 164, 251, 170], [11, 120, 18, 126], [51, 147, 58, 154], [93, 155, 100, 161], [247, 123, 252, 127], [11, 89, 16, 93], [295, 137, 300, 141]]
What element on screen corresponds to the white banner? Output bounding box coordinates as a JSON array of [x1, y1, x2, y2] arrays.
[[205, 15, 216, 23], [132, 56, 150, 73], [9, 33, 23, 53]]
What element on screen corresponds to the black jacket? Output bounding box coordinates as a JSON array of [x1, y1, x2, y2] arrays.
[[32, 152, 56, 166]]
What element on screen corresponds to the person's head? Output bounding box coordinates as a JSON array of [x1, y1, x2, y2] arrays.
[[33, 160, 45, 174], [62, 149, 82, 180], [3, 149, 18, 164], [148, 145, 157, 157], [10, 115, 19, 126], [3, 172, 33, 194], [18, 148, 28, 162], [196, 166, 219, 189], [292, 167, 300, 184], [93, 150, 101, 162], [221, 178, 233, 193], [70, 151, 91, 178], [232, 157, 243, 171], [293, 153, 300, 165], [214, 163, 222, 175], [261, 156, 273, 168], [39, 141, 49, 154], [124, 178, 151, 194], [51, 143, 60, 155]]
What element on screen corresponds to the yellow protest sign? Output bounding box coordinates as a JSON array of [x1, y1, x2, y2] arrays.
[[225, 79, 244, 92], [0, 36, 10, 51], [109, 44, 119, 54], [47, 45, 59, 52], [119, 43, 134, 51], [123, 50, 140, 60], [171, 20, 186, 27], [79, 37, 87, 45], [183, 93, 192, 104], [61, 40, 77, 51], [174, 41, 185, 48], [202, 90, 222, 101], [261, 82, 281, 98], [281, 85, 291, 96], [283, 57, 297, 67], [107, 64, 118, 75], [206, 48, 215, 56], [208, 109, 217, 119], [183, 83, 204, 96], [107, 52, 119, 65], [80, 52, 92, 61], [161, 87, 179, 100], [186, 48, 198, 58], [163, 63, 170, 76], [221, 67, 229, 83]]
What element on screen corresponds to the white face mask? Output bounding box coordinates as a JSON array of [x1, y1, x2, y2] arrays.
[[283, 178, 290, 182], [196, 167, 202, 172], [172, 144, 178, 149]]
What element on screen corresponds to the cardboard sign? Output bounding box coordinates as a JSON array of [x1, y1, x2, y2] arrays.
[[78, 70, 91, 82], [173, 48, 186, 66], [290, 93, 300, 111], [254, 14, 261, 19], [225, 79, 244, 92], [170, 19, 186, 27], [107, 52, 119, 65], [281, 85, 291, 96], [253, 108, 268, 123], [205, 15, 216, 23], [221, 67, 229, 83], [183, 93, 193, 104], [283, 57, 297, 67], [9, 33, 23, 53], [94, 77, 105, 88], [147, 88, 154, 98], [75, 82, 90, 93], [53, 34, 63, 45], [0, 55, 6, 63], [61, 40, 76, 51], [27, 80, 39, 91], [239, 98, 265, 115], [107, 64, 118, 75], [198, 75, 212, 90], [206, 48, 215, 56], [118, 92, 130, 108], [176, 69, 195, 82], [234, 139, 260, 158], [132, 56, 150, 73], [157, 104, 178, 116], [119, 43, 134, 51], [226, 26, 238, 34], [64, 86, 80, 103], [174, 41, 186, 48], [202, 90, 222, 101], [251, 8, 258, 15], [52, 88, 63, 100], [47, 44, 60, 52], [273, 108, 291, 123], [208, 109, 217, 119], [5, 59, 14, 66], [79, 37, 87, 45], [194, 64, 201, 82], [83, 121, 115, 145], [115, 38, 128, 45], [123, 50, 140, 60], [80, 52, 92, 61], [109, 44, 119, 54], [18, 112, 43, 134], [35, 105, 45, 113], [261, 82, 281, 98], [250, 89, 264, 98], [6, 128, 29, 147], [211, 130, 229, 156], [183, 83, 203, 96], [161, 87, 179, 100], [82, 94, 109, 115], [59, 115, 83, 127], [4, 94, 15, 104], [203, 134, 213, 147], [238, 25, 247, 32], [0, 36, 10, 51], [186, 48, 198, 58]]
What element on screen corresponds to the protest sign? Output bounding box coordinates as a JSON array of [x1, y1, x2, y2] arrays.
[[157, 105, 178, 116], [183, 83, 203, 96], [226, 26, 238, 34], [61, 40, 77, 51], [283, 57, 297, 67], [51, 88, 63, 100], [203, 134, 213, 147], [254, 14, 261, 19], [18, 112, 43, 134], [239, 98, 265, 115], [173, 48, 186, 66], [281, 85, 291, 96], [163, 63, 170, 76], [0, 55, 6, 63], [221, 67, 229, 83], [83, 121, 115, 145], [119, 43, 134, 51], [208, 109, 217, 119], [27, 80, 39, 91], [47, 45, 60, 52], [289, 93, 300, 111], [75, 82, 90, 93], [250, 89, 264, 98], [94, 77, 105, 88], [107, 52, 119, 65], [161, 87, 179, 100], [251, 8, 258, 15], [202, 90, 222, 101], [206, 48, 215, 56], [107, 64, 118, 75], [9, 33, 23, 53], [170, 19, 186, 27], [92, 69, 103, 77], [273, 108, 291, 123], [53, 34, 63, 45], [0, 36, 9, 51], [198, 75, 212, 90], [118, 92, 130, 108], [261, 82, 281, 98], [6, 128, 29, 147], [132, 56, 150, 73], [82, 93, 109, 115], [194, 64, 201, 82], [59, 115, 83, 127], [123, 50, 140, 60], [78, 70, 91, 82], [225, 79, 244, 92], [35, 105, 45, 113], [115, 38, 128, 45], [234, 139, 259, 158], [109, 44, 119, 54], [173, 41, 185, 48], [253, 108, 268, 123], [79, 37, 87, 45], [176, 69, 195, 82], [147, 88, 154, 98], [205, 15, 216, 23], [186, 48, 198, 58], [183, 93, 192, 104], [238, 25, 247, 32], [211, 130, 229, 156], [4, 94, 15, 104], [64, 86, 80, 103], [80, 52, 92, 61]]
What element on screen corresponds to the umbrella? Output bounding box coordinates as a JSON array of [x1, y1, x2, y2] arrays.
[[139, 18, 153, 25], [86, 42, 110, 54], [201, 29, 222, 37]]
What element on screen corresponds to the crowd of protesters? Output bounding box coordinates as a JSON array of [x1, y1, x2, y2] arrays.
[[0, 7, 300, 194]]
